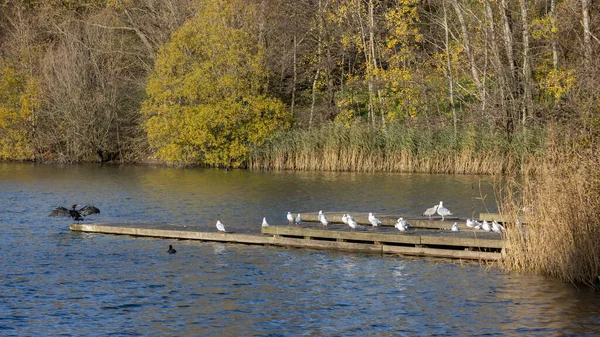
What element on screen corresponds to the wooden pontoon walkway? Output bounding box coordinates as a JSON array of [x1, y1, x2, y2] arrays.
[[70, 219, 504, 261]]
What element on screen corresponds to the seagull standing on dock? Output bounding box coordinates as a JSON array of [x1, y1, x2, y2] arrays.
[[318, 210, 324, 221], [436, 201, 452, 221], [262, 217, 269, 227], [466, 219, 479, 228], [423, 205, 439, 220], [368, 212, 381, 229], [342, 214, 349, 225], [287, 212, 294, 226], [216, 220, 227, 233], [295, 213, 302, 227], [481, 220, 492, 232], [451, 223, 459, 231], [347, 216, 358, 231], [395, 218, 407, 231], [320, 214, 329, 228], [397, 217, 409, 229], [492, 220, 505, 234]]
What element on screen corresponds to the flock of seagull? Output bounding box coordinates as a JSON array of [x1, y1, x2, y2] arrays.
[[269, 201, 506, 234]]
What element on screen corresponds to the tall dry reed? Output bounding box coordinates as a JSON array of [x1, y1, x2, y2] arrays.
[[248, 122, 545, 175], [498, 127, 600, 284]]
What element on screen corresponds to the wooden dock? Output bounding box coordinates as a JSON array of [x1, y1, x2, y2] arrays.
[[70, 222, 503, 261]]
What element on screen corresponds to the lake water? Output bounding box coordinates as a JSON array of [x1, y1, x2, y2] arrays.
[[1, 163, 599, 336]]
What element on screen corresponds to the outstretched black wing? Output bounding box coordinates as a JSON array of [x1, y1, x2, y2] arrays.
[[79, 205, 100, 216], [49, 206, 70, 217]]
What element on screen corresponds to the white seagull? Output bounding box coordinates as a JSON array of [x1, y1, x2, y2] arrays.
[[368, 212, 381, 229], [216, 220, 226, 233], [451, 222, 459, 231], [347, 216, 358, 231], [482, 220, 492, 232], [287, 212, 294, 226], [423, 204, 439, 220], [436, 201, 452, 221], [295, 213, 302, 227], [492, 220, 505, 234], [466, 219, 480, 228], [341, 214, 349, 225], [395, 218, 408, 231], [318, 210, 324, 221], [262, 217, 269, 227], [320, 214, 329, 228]]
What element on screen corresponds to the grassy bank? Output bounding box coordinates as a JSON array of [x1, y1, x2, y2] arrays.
[[498, 127, 600, 285], [248, 122, 545, 175]]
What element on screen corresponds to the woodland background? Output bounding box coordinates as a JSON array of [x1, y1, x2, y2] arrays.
[[0, 0, 598, 168]]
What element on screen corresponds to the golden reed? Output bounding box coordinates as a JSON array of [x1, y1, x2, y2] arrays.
[[248, 122, 544, 175], [498, 126, 600, 285]]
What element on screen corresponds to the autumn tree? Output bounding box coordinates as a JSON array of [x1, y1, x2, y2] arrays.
[[0, 6, 40, 160], [0, 63, 39, 160], [142, 0, 290, 167]]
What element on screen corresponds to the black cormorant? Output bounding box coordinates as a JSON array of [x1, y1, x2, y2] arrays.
[[49, 204, 100, 220]]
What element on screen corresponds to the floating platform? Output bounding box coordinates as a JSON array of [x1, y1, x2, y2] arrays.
[[70, 222, 503, 261]]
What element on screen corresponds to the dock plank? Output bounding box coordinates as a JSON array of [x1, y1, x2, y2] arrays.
[[262, 226, 421, 245], [70, 223, 272, 244], [70, 222, 503, 261], [419, 234, 504, 249], [382, 245, 501, 260]]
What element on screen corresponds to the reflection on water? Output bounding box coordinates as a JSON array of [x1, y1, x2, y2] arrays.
[[0, 162, 497, 231], [1, 162, 599, 336]]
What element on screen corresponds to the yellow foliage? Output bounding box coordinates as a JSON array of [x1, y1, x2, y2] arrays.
[[532, 15, 557, 40], [0, 63, 38, 160], [539, 69, 574, 101], [142, 0, 290, 167]]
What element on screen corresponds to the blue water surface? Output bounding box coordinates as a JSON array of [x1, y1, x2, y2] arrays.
[[1, 163, 599, 336]]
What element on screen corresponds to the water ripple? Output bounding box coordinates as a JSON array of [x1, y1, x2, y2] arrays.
[[1, 163, 600, 335]]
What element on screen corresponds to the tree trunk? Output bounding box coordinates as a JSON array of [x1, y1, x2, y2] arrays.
[[485, 0, 506, 119], [499, 0, 516, 139], [309, 0, 324, 129], [582, 0, 592, 65], [551, 0, 558, 69], [499, 0, 515, 77], [451, 0, 482, 95], [520, 0, 532, 125], [355, 0, 375, 125], [291, 34, 297, 117], [368, 0, 384, 125], [443, 1, 457, 139]]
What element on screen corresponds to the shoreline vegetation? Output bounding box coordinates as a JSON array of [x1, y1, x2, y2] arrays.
[[1, 0, 599, 285], [498, 129, 600, 286], [248, 123, 546, 175]]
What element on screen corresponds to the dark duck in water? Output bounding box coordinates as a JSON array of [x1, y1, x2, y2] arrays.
[[49, 204, 100, 220]]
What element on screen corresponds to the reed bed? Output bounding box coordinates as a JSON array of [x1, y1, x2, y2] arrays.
[[248, 122, 545, 175], [498, 127, 600, 285]]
